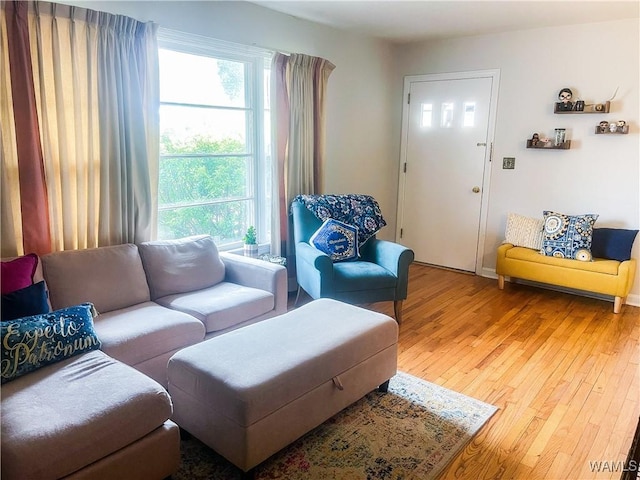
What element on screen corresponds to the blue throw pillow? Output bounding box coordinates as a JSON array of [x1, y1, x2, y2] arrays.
[[1, 281, 50, 321], [541, 211, 598, 261], [1, 302, 101, 384], [591, 228, 638, 262], [310, 218, 359, 262]]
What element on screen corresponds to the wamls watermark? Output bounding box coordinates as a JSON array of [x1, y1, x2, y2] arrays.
[[588, 460, 638, 473]]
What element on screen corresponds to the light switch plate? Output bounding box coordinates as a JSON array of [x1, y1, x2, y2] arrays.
[[503, 157, 515, 169]]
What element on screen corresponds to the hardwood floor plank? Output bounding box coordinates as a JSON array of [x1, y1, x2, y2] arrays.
[[358, 263, 640, 479]]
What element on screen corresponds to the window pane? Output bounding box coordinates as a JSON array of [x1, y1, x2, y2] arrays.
[[158, 201, 249, 243], [159, 49, 246, 108], [160, 105, 252, 155], [421, 103, 433, 127], [158, 156, 248, 207], [441, 102, 454, 128], [463, 102, 476, 127]]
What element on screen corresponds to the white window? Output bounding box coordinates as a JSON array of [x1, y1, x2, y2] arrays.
[[463, 102, 476, 127], [157, 29, 273, 249], [421, 103, 433, 127], [440, 102, 454, 128]]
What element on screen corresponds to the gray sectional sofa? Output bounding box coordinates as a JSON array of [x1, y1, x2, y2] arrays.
[[1, 235, 287, 479]]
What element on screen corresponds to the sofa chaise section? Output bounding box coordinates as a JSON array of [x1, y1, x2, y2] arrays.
[[0, 350, 180, 480]]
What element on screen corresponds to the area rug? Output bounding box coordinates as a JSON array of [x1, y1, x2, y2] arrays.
[[173, 371, 498, 480]]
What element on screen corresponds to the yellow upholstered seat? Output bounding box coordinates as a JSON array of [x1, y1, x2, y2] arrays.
[[496, 243, 636, 313]]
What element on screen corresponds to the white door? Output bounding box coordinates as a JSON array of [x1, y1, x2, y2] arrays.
[[397, 71, 498, 273]]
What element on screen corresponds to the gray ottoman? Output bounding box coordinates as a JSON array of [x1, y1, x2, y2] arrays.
[[167, 298, 398, 472]]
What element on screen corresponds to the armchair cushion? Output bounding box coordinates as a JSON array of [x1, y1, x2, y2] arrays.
[[310, 218, 359, 262]]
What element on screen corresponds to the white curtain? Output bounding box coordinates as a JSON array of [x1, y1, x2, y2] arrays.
[[0, 1, 158, 255]]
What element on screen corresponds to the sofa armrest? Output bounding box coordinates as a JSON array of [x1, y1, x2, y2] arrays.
[[219, 252, 288, 314], [618, 258, 637, 297]]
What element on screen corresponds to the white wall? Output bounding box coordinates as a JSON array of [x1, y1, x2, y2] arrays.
[[66, 0, 399, 239], [393, 19, 640, 303]]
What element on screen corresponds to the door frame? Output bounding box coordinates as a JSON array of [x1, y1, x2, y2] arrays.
[[395, 69, 500, 275]]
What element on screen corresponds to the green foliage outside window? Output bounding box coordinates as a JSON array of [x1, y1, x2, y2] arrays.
[[158, 134, 250, 243]]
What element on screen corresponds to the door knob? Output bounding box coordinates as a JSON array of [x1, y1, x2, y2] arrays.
[[472, 186, 481, 193]]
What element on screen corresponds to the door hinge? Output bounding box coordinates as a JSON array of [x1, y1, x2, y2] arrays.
[[403, 163, 407, 173], [407, 93, 410, 104], [489, 142, 494, 162], [400, 228, 403, 238]]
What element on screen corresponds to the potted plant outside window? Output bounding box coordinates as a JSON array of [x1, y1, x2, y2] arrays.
[[243, 226, 258, 257]]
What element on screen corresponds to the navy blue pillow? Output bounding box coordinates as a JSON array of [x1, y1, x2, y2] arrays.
[[310, 218, 359, 262], [1, 302, 101, 384], [591, 228, 638, 262], [1, 281, 50, 321]]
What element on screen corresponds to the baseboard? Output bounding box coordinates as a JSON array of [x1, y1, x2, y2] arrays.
[[480, 267, 640, 308]]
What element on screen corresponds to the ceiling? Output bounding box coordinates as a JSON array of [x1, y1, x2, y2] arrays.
[[251, 1, 640, 44]]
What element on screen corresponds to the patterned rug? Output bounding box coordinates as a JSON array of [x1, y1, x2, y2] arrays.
[[173, 371, 498, 480]]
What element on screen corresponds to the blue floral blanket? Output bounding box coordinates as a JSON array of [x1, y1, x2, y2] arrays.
[[292, 194, 387, 247]]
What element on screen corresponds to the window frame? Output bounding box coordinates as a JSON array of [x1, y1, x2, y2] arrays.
[[157, 28, 273, 250]]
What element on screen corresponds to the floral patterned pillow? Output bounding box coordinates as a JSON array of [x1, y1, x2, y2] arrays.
[[541, 211, 598, 261], [294, 194, 387, 248]]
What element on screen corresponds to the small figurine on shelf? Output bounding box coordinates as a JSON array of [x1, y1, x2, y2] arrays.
[[599, 121, 609, 133], [609, 122, 617, 133], [617, 120, 626, 130], [556, 88, 574, 112], [530, 133, 540, 146]]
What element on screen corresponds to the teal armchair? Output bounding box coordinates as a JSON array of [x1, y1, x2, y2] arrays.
[[291, 196, 414, 323]]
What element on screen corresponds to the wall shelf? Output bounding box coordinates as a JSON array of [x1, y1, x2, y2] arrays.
[[554, 100, 610, 114], [526, 140, 571, 149], [595, 124, 629, 135]]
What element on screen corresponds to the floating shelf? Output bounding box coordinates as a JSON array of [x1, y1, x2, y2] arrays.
[[595, 125, 629, 135], [554, 101, 610, 114], [526, 139, 571, 149]]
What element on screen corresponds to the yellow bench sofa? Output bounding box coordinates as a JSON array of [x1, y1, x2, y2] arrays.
[[496, 243, 637, 313]]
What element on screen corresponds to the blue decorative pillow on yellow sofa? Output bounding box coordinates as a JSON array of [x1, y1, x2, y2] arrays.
[[591, 228, 638, 262], [1, 303, 101, 384], [310, 218, 359, 262], [541, 211, 598, 261]]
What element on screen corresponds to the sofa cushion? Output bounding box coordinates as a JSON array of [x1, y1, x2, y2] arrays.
[[591, 228, 639, 262], [505, 245, 621, 275], [1, 280, 50, 321], [310, 218, 359, 262], [139, 235, 225, 300], [93, 302, 205, 367], [1, 253, 38, 294], [1, 303, 101, 384], [504, 213, 544, 250], [541, 211, 598, 261], [1, 350, 173, 480], [41, 244, 150, 313], [156, 282, 274, 334]]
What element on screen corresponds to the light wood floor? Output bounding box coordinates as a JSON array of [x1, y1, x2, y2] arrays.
[[320, 262, 639, 480]]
